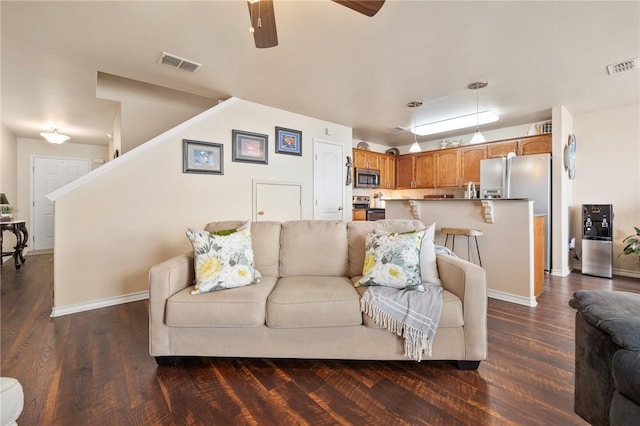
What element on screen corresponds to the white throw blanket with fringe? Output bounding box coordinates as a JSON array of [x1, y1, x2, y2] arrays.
[[360, 283, 443, 362]]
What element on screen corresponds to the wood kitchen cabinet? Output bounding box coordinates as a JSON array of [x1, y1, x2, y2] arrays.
[[379, 154, 396, 189], [395, 153, 435, 189], [533, 216, 545, 297], [487, 141, 518, 158], [460, 145, 487, 185], [353, 148, 379, 169], [519, 134, 552, 155], [415, 152, 436, 188], [487, 134, 551, 158], [395, 155, 415, 189], [435, 150, 460, 187], [393, 132, 551, 190], [352, 209, 367, 221]]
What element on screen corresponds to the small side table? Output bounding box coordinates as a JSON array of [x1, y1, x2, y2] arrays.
[[1, 219, 29, 269]]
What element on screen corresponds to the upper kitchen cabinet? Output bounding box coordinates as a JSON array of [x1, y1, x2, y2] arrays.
[[415, 152, 436, 188], [487, 134, 551, 158], [396, 155, 415, 189], [435, 150, 460, 187], [395, 152, 435, 189], [487, 141, 518, 158], [353, 148, 380, 169], [379, 154, 396, 189], [460, 145, 487, 185], [518, 134, 552, 155]]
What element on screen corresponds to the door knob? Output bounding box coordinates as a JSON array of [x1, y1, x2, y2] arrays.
[[258, 211, 265, 216], [338, 207, 343, 211]]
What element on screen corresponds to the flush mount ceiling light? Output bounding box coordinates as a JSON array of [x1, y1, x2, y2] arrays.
[[40, 128, 70, 145]]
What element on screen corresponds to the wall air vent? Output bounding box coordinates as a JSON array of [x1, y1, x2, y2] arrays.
[[606, 58, 639, 75], [158, 52, 202, 73]]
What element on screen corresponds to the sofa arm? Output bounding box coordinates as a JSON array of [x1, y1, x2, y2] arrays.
[[436, 253, 487, 361], [148, 252, 194, 356]]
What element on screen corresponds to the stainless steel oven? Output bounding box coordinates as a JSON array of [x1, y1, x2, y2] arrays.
[[354, 168, 380, 188]]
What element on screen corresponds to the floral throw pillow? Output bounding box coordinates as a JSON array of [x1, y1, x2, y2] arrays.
[[358, 230, 425, 291], [186, 227, 258, 294]]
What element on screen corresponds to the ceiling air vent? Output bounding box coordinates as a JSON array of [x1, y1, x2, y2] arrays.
[[158, 52, 202, 73], [606, 58, 639, 75]]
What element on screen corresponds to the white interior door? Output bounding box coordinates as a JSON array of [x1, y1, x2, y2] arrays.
[[32, 156, 91, 250], [314, 140, 344, 220], [254, 182, 302, 222]]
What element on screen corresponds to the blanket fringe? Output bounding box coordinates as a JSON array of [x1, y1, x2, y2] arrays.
[[360, 297, 433, 362]]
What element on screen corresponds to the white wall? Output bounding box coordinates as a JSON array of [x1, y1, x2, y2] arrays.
[[96, 73, 218, 154], [571, 104, 640, 276], [50, 98, 352, 313], [551, 106, 574, 276], [1, 125, 19, 259], [1, 125, 18, 203], [16, 138, 108, 249]]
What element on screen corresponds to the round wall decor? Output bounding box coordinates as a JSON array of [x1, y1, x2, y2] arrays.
[[564, 134, 576, 180]]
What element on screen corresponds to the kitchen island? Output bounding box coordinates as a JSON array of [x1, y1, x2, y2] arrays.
[[385, 198, 541, 306]]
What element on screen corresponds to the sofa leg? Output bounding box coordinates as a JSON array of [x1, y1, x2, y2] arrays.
[[155, 356, 179, 366], [455, 361, 480, 370]]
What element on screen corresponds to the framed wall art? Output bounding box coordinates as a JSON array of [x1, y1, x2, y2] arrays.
[[275, 126, 302, 156], [183, 139, 224, 175], [232, 130, 268, 164]]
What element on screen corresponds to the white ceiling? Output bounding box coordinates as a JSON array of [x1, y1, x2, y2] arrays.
[[2, 1, 639, 148]]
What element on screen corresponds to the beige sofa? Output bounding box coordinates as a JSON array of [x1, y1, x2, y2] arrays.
[[149, 220, 487, 369]]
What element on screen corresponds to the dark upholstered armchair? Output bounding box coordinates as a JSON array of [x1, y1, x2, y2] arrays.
[[569, 290, 640, 426]]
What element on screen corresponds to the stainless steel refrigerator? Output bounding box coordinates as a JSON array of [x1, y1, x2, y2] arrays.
[[480, 153, 552, 271]]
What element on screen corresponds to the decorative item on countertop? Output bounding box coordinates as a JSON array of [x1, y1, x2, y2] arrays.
[[345, 156, 353, 186], [372, 192, 385, 208]]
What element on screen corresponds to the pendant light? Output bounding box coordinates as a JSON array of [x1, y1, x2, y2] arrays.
[[408, 100, 422, 153], [40, 128, 70, 145], [468, 81, 488, 144], [409, 117, 422, 153]]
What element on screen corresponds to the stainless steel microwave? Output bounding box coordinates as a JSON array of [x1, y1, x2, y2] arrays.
[[354, 168, 380, 188]]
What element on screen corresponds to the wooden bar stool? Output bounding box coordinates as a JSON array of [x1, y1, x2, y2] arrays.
[[441, 227, 483, 266]]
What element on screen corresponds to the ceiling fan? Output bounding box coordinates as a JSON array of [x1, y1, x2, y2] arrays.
[[247, 0, 385, 48]]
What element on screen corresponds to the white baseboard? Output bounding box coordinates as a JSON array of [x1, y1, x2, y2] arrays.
[[614, 268, 640, 279], [50, 291, 149, 317], [488, 289, 537, 307]]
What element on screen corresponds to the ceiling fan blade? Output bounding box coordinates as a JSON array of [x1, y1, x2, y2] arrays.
[[332, 0, 385, 17], [247, 0, 278, 48]]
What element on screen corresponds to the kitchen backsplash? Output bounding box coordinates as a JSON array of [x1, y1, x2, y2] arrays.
[[353, 187, 467, 200]]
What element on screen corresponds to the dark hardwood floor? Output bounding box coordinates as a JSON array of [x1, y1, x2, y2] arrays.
[[1, 253, 638, 425]]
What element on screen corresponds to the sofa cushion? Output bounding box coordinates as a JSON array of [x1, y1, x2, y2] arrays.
[[0, 377, 23, 426], [612, 349, 640, 406], [347, 220, 426, 277], [205, 221, 282, 277], [569, 290, 640, 350], [266, 276, 362, 328], [357, 230, 425, 290], [355, 285, 463, 328], [186, 227, 259, 294], [279, 221, 348, 277], [166, 276, 278, 327]]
